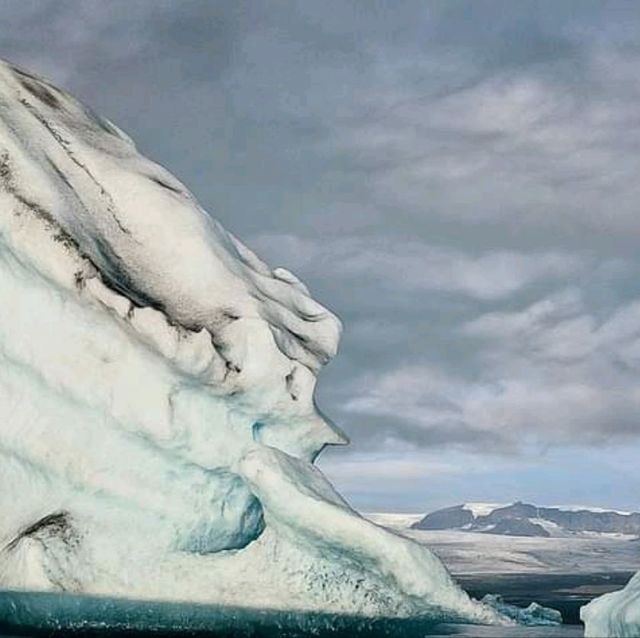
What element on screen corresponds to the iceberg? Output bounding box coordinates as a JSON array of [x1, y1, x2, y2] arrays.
[[481, 595, 562, 627], [0, 57, 506, 626], [581, 571, 640, 637]]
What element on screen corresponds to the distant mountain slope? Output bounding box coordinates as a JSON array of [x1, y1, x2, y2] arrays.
[[411, 502, 640, 538]]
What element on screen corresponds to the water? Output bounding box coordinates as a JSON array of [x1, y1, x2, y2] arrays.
[[0, 572, 627, 637], [0, 590, 452, 637], [459, 571, 635, 625]]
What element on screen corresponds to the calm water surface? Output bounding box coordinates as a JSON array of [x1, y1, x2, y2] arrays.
[[0, 572, 629, 637]]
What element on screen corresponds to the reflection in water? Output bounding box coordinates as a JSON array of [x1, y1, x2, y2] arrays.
[[0, 590, 585, 638]]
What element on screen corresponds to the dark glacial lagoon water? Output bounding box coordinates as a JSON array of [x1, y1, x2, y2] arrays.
[[459, 570, 635, 626], [0, 572, 632, 638]]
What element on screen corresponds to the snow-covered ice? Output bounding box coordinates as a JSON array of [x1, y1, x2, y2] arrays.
[[462, 503, 507, 518], [581, 572, 640, 637], [0, 57, 512, 625], [400, 529, 640, 575], [364, 512, 424, 529], [482, 594, 562, 627]]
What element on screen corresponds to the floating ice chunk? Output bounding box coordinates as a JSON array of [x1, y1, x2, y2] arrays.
[[482, 594, 562, 626], [582, 571, 640, 637]]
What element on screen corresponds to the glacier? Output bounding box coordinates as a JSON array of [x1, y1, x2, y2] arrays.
[[0, 57, 508, 627], [581, 572, 640, 637]]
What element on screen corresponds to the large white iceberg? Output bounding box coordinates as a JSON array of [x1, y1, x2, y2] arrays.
[[581, 572, 640, 637], [0, 58, 506, 626]]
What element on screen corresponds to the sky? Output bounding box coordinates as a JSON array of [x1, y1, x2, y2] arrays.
[[2, 0, 640, 513]]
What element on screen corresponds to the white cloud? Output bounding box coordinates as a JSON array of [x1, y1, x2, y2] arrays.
[[251, 233, 585, 300]]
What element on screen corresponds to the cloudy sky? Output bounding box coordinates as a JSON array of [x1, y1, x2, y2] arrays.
[[3, 0, 640, 512]]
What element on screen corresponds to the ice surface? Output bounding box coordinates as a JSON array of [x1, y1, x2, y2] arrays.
[[557, 505, 632, 516], [402, 529, 640, 575], [581, 571, 640, 637], [0, 58, 508, 625], [462, 503, 506, 518], [364, 512, 424, 529], [482, 594, 562, 626]]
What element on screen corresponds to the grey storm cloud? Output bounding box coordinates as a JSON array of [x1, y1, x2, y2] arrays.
[[334, 288, 640, 452], [2, 0, 640, 508]]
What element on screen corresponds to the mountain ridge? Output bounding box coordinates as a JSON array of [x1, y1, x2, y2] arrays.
[[411, 501, 640, 538]]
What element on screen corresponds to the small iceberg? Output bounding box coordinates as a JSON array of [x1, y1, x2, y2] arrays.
[[482, 594, 562, 627], [581, 571, 640, 637]]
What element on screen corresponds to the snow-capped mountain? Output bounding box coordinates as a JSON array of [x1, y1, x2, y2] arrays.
[[412, 502, 640, 538]]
